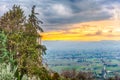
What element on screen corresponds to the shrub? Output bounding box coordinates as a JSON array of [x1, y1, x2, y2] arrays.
[[0, 63, 16, 80]]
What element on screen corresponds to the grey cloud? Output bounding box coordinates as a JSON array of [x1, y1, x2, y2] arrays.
[[36, 0, 113, 26], [86, 30, 102, 36], [0, 0, 119, 31]]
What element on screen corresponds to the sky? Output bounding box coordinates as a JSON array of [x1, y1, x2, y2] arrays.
[[0, 0, 120, 41]]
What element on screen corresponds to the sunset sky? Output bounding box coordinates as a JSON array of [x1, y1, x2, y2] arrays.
[[1, 0, 120, 41]]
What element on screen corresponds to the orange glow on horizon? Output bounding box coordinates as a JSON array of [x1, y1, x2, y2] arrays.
[[41, 19, 120, 41]]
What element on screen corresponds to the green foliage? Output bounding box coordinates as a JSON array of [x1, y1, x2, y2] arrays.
[[0, 5, 47, 80], [60, 70, 95, 80], [28, 5, 43, 32], [0, 5, 26, 33], [51, 72, 60, 80], [0, 30, 8, 62], [0, 63, 17, 80]]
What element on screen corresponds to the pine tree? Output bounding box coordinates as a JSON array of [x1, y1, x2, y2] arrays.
[[0, 5, 48, 80], [0, 5, 26, 33], [28, 5, 43, 32]]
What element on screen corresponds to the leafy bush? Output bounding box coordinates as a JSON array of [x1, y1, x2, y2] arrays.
[[61, 70, 95, 80], [0, 63, 16, 80]]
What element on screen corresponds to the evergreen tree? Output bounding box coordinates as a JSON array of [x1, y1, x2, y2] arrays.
[[0, 5, 26, 33], [28, 5, 43, 32], [0, 5, 48, 80]]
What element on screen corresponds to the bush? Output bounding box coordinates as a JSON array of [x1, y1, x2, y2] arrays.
[[61, 70, 95, 80], [0, 63, 16, 80]]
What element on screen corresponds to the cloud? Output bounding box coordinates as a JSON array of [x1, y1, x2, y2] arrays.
[[52, 4, 72, 17], [41, 19, 120, 41], [0, 0, 120, 31], [86, 30, 102, 36], [0, 5, 8, 16]]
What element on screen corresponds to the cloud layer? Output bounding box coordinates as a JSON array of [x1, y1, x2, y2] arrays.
[[41, 19, 120, 41], [0, 0, 120, 31]]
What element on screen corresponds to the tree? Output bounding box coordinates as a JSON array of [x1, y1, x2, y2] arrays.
[[0, 5, 26, 33], [0, 5, 48, 80], [28, 5, 43, 32]]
